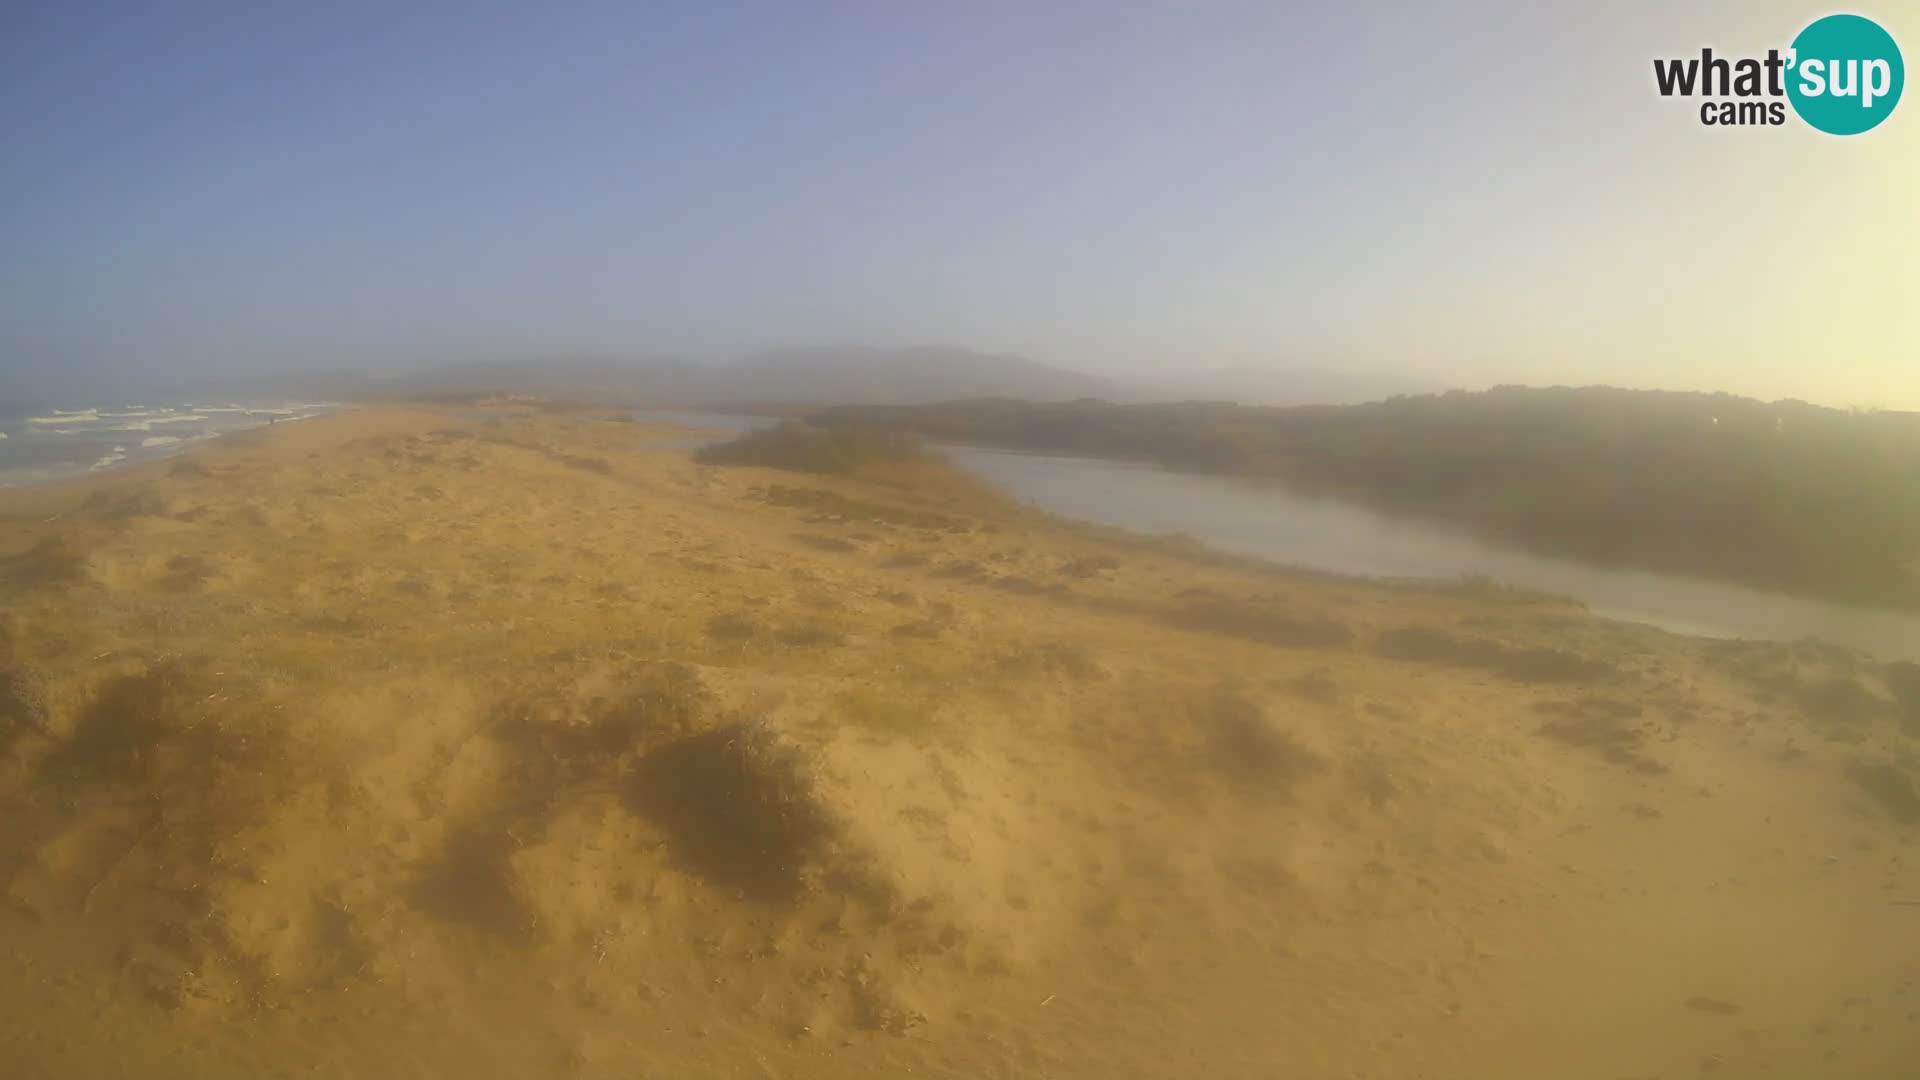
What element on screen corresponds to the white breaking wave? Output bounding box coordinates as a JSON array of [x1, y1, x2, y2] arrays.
[[7, 404, 335, 478]]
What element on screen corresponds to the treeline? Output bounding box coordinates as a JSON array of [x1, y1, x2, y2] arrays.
[[811, 388, 1920, 609]]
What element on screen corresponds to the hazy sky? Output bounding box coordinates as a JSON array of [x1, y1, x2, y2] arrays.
[[1, 1, 1914, 405]]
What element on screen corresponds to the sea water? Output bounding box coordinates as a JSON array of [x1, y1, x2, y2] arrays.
[[0, 400, 337, 488]]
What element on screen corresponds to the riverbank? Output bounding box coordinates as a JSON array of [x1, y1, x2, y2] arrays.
[[650, 411, 1920, 659], [2, 403, 1917, 1078], [811, 390, 1920, 612], [944, 444, 1920, 662]]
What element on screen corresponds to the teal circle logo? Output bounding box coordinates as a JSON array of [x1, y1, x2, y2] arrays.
[[1787, 14, 1904, 134]]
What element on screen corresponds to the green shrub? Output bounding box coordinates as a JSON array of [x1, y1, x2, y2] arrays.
[[1163, 600, 1351, 649], [1375, 626, 1610, 683], [695, 422, 929, 475]]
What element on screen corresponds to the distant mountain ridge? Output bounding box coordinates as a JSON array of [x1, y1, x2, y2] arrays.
[[116, 346, 1438, 409], [711, 346, 1118, 405]]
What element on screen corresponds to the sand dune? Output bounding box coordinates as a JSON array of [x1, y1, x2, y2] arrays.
[[0, 404, 1914, 1078]]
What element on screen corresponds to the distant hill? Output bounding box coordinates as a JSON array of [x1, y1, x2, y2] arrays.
[[163, 357, 698, 404], [165, 347, 1119, 408], [708, 346, 1118, 406], [143, 346, 1436, 409], [1134, 364, 1446, 406], [384, 357, 707, 401]]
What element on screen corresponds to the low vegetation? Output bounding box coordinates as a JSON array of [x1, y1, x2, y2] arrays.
[[694, 421, 931, 476], [629, 720, 838, 900], [1532, 698, 1665, 774], [759, 484, 971, 532], [1884, 661, 1920, 735], [1374, 625, 1611, 683], [0, 663, 49, 751], [813, 388, 1920, 608], [3, 535, 90, 587], [1162, 598, 1352, 649], [1793, 676, 1889, 729], [1199, 689, 1326, 791], [1847, 759, 1920, 824]]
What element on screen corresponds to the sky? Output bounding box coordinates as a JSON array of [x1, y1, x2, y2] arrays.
[[0, 0, 1914, 406]]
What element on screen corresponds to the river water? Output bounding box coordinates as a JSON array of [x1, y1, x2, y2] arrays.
[[642, 410, 1920, 660]]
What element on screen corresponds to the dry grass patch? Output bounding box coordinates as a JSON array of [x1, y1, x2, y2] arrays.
[[758, 484, 970, 533], [1794, 675, 1889, 730], [1532, 698, 1665, 774], [1060, 554, 1121, 578], [0, 663, 51, 752], [837, 685, 941, 740], [706, 611, 758, 641], [1163, 599, 1352, 649], [696, 422, 930, 476], [794, 533, 860, 554], [3, 535, 91, 587]]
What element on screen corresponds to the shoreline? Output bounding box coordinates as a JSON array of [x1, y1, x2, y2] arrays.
[[0, 401, 342, 495], [809, 396, 1920, 616], [0, 404, 439, 558]]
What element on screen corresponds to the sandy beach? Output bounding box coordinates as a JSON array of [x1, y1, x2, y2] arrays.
[[1, 403, 1915, 1078]]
